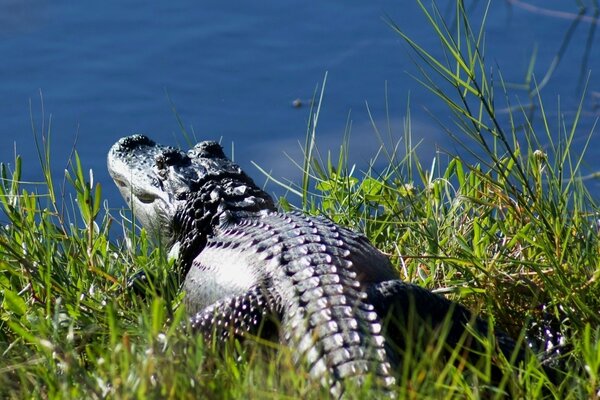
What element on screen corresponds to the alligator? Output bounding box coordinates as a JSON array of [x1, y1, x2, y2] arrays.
[[108, 134, 532, 396]]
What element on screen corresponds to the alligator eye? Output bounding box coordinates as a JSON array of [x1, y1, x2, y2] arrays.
[[114, 179, 127, 188]]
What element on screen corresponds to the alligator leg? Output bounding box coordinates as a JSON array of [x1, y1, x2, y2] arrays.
[[189, 287, 281, 342], [366, 280, 525, 379]]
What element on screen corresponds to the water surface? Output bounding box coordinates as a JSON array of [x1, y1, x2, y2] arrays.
[[0, 0, 598, 211]]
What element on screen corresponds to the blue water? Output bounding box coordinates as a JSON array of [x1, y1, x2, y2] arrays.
[[0, 0, 598, 212]]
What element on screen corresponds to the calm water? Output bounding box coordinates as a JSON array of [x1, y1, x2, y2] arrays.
[[0, 0, 598, 213]]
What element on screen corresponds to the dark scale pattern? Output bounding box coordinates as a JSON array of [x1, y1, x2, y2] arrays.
[[185, 211, 397, 393], [189, 287, 278, 342]]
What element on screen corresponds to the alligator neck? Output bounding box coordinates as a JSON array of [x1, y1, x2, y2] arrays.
[[170, 175, 275, 276]]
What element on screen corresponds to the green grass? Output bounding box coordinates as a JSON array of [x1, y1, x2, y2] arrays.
[[2, 1, 600, 398]]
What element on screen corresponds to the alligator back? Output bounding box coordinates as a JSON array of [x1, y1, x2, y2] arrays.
[[184, 211, 398, 393]]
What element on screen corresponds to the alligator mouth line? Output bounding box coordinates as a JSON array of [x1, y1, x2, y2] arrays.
[[135, 193, 158, 204]]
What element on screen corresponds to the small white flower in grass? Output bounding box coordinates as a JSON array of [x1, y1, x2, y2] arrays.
[[157, 333, 168, 352], [533, 149, 547, 161], [400, 182, 415, 195]]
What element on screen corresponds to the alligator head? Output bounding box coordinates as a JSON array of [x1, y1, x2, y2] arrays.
[[107, 134, 275, 268], [108, 134, 197, 240]]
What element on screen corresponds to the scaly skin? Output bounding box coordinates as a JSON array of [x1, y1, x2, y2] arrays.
[[108, 134, 530, 396], [186, 211, 396, 391]]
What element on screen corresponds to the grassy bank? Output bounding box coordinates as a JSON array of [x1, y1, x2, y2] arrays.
[[2, 1, 599, 399]]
